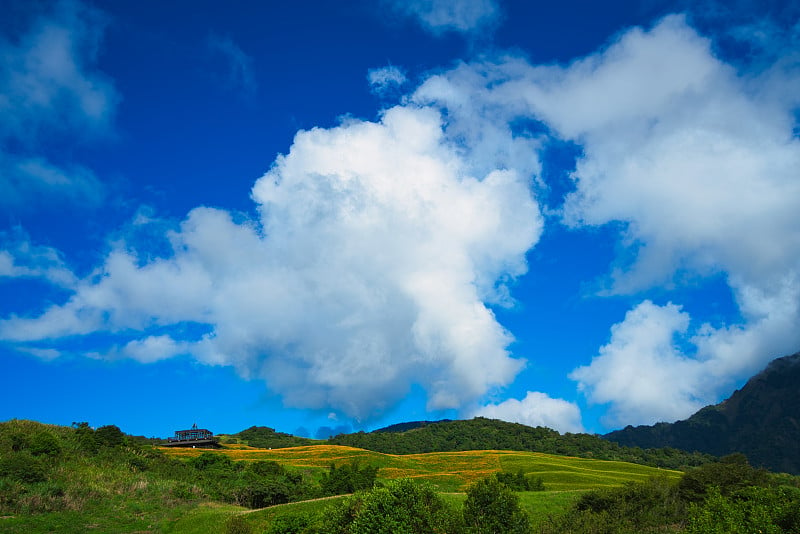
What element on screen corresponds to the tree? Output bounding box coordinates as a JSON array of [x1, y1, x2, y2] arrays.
[[321, 478, 462, 534], [95, 425, 126, 448], [463, 477, 531, 534], [319, 460, 378, 495]]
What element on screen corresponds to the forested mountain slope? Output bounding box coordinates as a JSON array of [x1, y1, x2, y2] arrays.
[[604, 351, 800, 474], [328, 417, 710, 469]]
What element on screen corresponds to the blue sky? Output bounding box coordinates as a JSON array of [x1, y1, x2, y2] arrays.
[[2, 0, 799, 440]]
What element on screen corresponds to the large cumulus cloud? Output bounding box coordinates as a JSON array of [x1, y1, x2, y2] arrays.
[[0, 105, 543, 421], [403, 13, 800, 427]]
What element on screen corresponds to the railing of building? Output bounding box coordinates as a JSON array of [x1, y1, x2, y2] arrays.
[[168, 427, 214, 442]]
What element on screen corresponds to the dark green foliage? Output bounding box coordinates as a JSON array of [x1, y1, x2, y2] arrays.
[[495, 470, 545, 491], [321, 478, 463, 534], [28, 430, 62, 457], [186, 452, 312, 508], [71, 421, 98, 453], [329, 417, 711, 469], [536, 459, 800, 534], [189, 451, 237, 471], [463, 477, 531, 534], [266, 512, 315, 534], [566, 476, 684, 533], [237, 477, 293, 507], [227, 426, 315, 448], [95, 424, 126, 448], [319, 460, 378, 496], [0, 452, 47, 483], [225, 514, 254, 534], [686, 485, 800, 534], [678, 453, 770, 502]]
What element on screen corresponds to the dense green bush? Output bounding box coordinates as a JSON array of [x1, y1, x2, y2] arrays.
[[0, 451, 48, 483], [463, 477, 530, 534], [321, 478, 462, 534], [687, 485, 800, 534], [678, 453, 769, 502], [495, 470, 544, 491], [319, 460, 379, 496], [28, 430, 62, 457]]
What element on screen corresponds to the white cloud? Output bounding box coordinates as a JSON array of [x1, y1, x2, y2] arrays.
[[368, 65, 407, 96], [0, 229, 77, 288], [0, 0, 116, 207], [1, 103, 543, 421], [473, 391, 584, 433], [527, 15, 800, 426], [570, 301, 705, 427], [401, 14, 800, 427], [388, 0, 500, 35]]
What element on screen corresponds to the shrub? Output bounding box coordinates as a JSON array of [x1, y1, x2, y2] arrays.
[[29, 431, 62, 457], [95, 425, 126, 448], [495, 470, 544, 491], [321, 478, 461, 534], [463, 477, 530, 534], [319, 460, 378, 496], [225, 514, 253, 534], [190, 452, 236, 471], [0, 452, 48, 483]]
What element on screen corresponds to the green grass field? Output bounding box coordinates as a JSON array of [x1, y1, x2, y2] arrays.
[[161, 444, 680, 492], [155, 443, 681, 532]]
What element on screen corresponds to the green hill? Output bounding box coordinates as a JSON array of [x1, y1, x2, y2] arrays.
[[160, 443, 680, 492], [219, 425, 317, 449], [328, 417, 711, 469]]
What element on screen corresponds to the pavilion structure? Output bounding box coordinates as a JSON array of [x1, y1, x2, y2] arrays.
[[163, 423, 220, 448]]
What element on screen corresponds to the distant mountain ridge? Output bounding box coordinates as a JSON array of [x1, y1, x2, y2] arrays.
[[328, 416, 710, 469], [604, 351, 800, 474], [373, 420, 452, 433]]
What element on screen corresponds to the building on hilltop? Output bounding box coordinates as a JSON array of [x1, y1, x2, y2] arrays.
[[163, 423, 220, 448]]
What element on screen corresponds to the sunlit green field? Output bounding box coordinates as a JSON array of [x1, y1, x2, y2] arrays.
[[161, 444, 680, 492], [154, 443, 680, 532]]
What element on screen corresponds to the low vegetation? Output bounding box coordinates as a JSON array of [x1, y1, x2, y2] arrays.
[[2, 419, 799, 533]]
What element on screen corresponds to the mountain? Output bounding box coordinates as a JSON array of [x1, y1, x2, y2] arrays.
[[604, 351, 800, 474]]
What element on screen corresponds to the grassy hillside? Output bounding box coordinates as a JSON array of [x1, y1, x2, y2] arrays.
[[160, 443, 681, 492]]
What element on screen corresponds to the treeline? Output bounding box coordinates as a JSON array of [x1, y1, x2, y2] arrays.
[[328, 417, 712, 469], [221, 426, 316, 449], [248, 454, 800, 534]]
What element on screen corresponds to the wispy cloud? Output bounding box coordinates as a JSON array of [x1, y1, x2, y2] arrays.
[[0, 0, 117, 208], [368, 65, 407, 96], [207, 34, 257, 100], [387, 0, 501, 36], [0, 228, 77, 288]]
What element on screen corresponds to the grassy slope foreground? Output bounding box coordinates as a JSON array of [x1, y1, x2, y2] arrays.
[[1, 419, 679, 533]]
